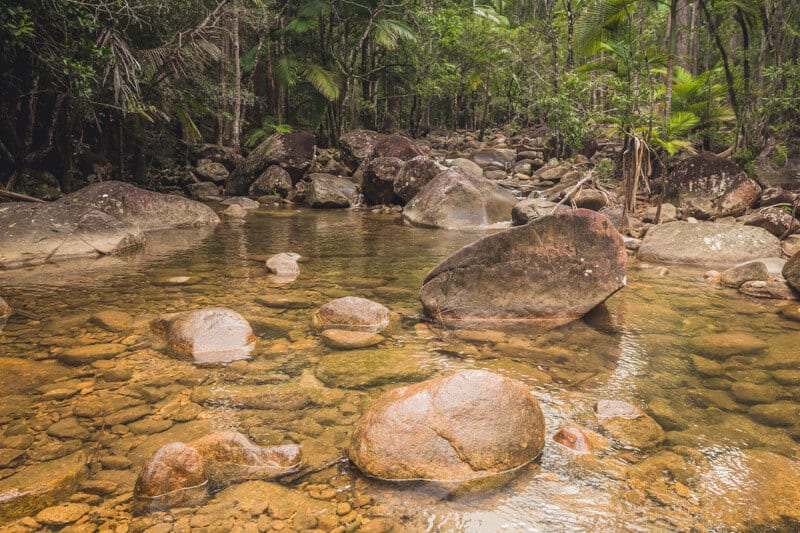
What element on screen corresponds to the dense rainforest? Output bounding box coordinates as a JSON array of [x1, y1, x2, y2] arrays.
[[1, 0, 799, 196]]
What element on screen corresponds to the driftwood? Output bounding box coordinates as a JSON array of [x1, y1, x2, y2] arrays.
[[0, 189, 46, 203]]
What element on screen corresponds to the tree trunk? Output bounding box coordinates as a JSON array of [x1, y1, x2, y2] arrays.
[[231, 0, 242, 151], [664, 0, 679, 137]]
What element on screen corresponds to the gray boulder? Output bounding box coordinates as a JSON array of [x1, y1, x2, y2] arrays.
[[511, 198, 567, 226], [361, 157, 404, 205], [743, 207, 800, 237], [393, 156, 442, 204], [226, 132, 315, 195], [349, 370, 545, 482], [248, 165, 293, 198], [638, 221, 782, 267], [784, 252, 800, 292], [402, 167, 517, 229], [194, 159, 229, 183], [470, 148, 517, 169], [368, 134, 423, 161], [305, 174, 356, 208], [0, 203, 144, 269], [420, 209, 627, 325], [58, 181, 220, 230], [339, 129, 386, 169], [666, 152, 760, 219]]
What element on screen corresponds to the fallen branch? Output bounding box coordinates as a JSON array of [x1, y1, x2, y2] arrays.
[[550, 172, 596, 213], [0, 189, 46, 203]]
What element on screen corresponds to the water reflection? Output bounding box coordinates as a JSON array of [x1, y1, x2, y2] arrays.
[[0, 208, 798, 531]]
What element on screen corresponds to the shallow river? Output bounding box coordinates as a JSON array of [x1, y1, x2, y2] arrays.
[[1, 208, 799, 532]]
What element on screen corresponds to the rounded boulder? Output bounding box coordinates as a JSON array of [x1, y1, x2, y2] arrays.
[[349, 370, 545, 482], [150, 308, 256, 363]]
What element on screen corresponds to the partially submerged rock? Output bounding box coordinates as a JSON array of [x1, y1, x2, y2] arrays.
[[312, 297, 390, 333], [305, 174, 356, 208], [420, 209, 627, 326], [594, 400, 665, 449], [150, 308, 256, 363], [349, 370, 545, 482], [402, 167, 518, 229], [189, 431, 302, 490], [57, 180, 220, 230], [133, 442, 208, 514], [320, 329, 384, 349], [0, 452, 86, 523], [265, 252, 301, 281], [720, 261, 770, 288], [638, 222, 781, 267], [0, 203, 144, 269], [785, 251, 800, 292]]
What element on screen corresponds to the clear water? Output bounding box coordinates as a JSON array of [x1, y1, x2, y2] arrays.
[[1, 208, 799, 532]]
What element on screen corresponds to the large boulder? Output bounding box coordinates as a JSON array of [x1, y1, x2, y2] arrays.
[[150, 308, 256, 363], [305, 173, 356, 208], [349, 370, 545, 481], [638, 221, 782, 267], [368, 134, 423, 161], [339, 129, 386, 169], [470, 148, 516, 169], [743, 207, 800, 237], [402, 167, 518, 229], [361, 157, 404, 205], [393, 156, 443, 204], [0, 203, 144, 269], [193, 159, 229, 183], [248, 165, 293, 198], [784, 252, 800, 292], [420, 209, 627, 325], [666, 152, 760, 219], [226, 132, 315, 195], [511, 198, 567, 226], [57, 181, 220, 230]]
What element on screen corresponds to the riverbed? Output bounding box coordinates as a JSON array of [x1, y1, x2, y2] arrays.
[[1, 207, 799, 532]]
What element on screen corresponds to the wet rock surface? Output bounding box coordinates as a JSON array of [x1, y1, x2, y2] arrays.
[[150, 308, 256, 363], [784, 251, 800, 292], [305, 173, 356, 208], [420, 209, 627, 325], [350, 370, 545, 481], [312, 296, 390, 333], [133, 442, 208, 514]]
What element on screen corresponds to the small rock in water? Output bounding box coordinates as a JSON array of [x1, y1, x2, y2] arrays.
[[321, 329, 384, 349], [90, 309, 134, 332], [594, 401, 665, 450], [720, 261, 769, 288], [312, 297, 391, 333], [57, 343, 127, 366], [552, 426, 595, 454], [594, 399, 641, 420], [133, 442, 208, 514], [35, 502, 90, 527], [223, 203, 247, 219], [150, 308, 256, 363], [266, 252, 301, 283]]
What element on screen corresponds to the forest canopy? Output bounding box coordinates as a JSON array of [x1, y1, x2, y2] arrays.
[[1, 0, 799, 192]]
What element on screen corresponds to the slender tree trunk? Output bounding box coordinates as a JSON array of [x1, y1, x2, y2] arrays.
[[664, 0, 679, 137], [231, 0, 242, 151], [565, 0, 574, 70]]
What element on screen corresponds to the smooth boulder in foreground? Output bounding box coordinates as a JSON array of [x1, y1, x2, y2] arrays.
[[349, 370, 545, 482], [420, 209, 627, 325]]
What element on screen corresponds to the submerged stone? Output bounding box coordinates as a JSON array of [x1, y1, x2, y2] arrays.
[[150, 308, 256, 363], [133, 442, 208, 514], [312, 297, 390, 333], [320, 329, 385, 349], [349, 370, 545, 482], [316, 348, 435, 389]]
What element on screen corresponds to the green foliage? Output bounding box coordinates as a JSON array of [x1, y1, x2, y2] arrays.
[[245, 116, 293, 148]]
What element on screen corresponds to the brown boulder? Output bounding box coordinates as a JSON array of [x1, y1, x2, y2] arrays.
[[150, 308, 256, 363], [339, 129, 386, 168], [511, 198, 567, 226], [784, 251, 800, 292], [133, 442, 208, 514], [743, 207, 800, 237], [420, 209, 627, 325], [349, 370, 545, 481], [189, 431, 302, 490], [666, 152, 760, 219], [312, 297, 390, 333], [305, 173, 357, 208], [226, 132, 316, 194], [402, 167, 518, 229], [57, 181, 220, 230], [368, 134, 423, 161], [248, 165, 293, 198], [361, 157, 404, 205], [393, 156, 443, 203], [720, 261, 770, 288]]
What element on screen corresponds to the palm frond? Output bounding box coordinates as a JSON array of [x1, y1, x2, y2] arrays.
[[299, 63, 340, 100], [574, 0, 636, 57], [372, 18, 417, 50]]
